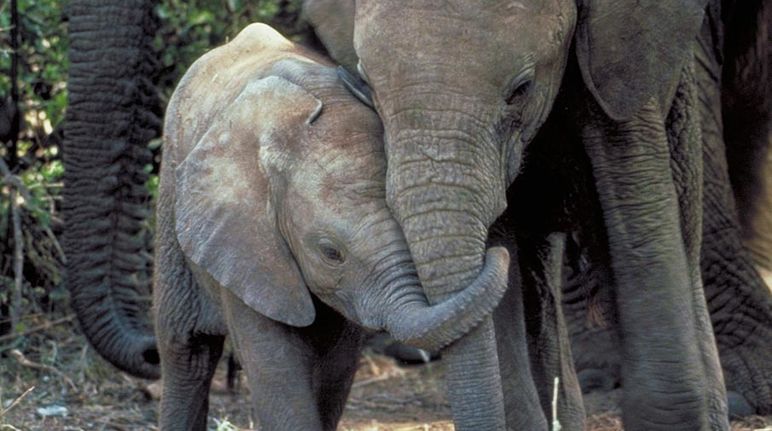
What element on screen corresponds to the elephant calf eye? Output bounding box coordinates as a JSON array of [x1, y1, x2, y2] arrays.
[[319, 240, 346, 265]]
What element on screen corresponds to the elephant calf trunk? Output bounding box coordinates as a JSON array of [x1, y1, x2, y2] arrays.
[[386, 247, 510, 352]]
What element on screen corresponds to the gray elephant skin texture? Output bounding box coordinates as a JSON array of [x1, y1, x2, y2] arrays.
[[301, 0, 749, 429], [153, 24, 509, 431]]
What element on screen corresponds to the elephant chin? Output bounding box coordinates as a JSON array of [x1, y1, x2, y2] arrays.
[[385, 247, 510, 353]]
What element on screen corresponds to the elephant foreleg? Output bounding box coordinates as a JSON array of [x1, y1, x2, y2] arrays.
[[221, 292, 363, 431], [488, 241, 549, 431], [517, 233, 585, 431], [666, 58, 730, 430], [578, 70, 728, 429]]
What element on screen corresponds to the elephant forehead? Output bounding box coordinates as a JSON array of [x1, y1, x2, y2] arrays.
[[356, 1, 574, 92], [300, 148, 383, 196]]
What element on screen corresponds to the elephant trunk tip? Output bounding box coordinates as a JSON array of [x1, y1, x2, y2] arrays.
[[78, 318, 161, 380]]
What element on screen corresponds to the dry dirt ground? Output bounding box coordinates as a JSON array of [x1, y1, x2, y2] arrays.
[[0, 318, 770, 431]]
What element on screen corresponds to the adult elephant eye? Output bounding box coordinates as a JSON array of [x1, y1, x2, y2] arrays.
[[506, 79, 533, 106]]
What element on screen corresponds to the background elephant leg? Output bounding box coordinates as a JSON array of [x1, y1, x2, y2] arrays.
[[700, 105, 772, 416], [695, 20, 772, 415], [579, 89, 725, 429], [665, 60, 729, 429], [487, 238, 548, 430], [517, 233, 585, 431], [221, 292, 363, 431], [562, 235, 621, 395]]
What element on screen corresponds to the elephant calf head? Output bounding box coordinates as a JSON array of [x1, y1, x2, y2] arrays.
[[165, 24, 509, 352]]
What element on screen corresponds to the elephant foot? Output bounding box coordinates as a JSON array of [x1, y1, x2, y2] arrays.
[[367, 333, 440, 364], [727, 391, 754, 419], [577, 368, 617, 394]]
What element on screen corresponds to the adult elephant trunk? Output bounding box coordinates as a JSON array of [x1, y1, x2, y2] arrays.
[[63, 0, 160, 379], [384, 105, 510, 429], [381, 247, 509, 353]]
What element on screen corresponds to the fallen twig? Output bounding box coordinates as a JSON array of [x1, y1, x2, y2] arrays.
[[0, 315, 75, 343], [0, 386, 35, 418], [351, 373, 394, 389], [9, 349, 78, 392], [10, 188, 23, 334]]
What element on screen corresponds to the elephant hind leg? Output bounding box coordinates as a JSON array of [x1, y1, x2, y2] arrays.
[[222, 292, 363, 431]]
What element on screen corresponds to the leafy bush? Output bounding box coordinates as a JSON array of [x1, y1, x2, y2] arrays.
[[0, 0, 68, 339]]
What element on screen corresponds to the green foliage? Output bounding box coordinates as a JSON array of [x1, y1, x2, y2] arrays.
[[1, 0, 68, 338], [154, 0, 307, 102], [0, 0, 69, 133]]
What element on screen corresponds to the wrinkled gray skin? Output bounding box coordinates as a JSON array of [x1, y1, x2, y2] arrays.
[[565, 0, 772, 417], [155, 24, 510, 431], [63, 0, 161, 380], [306, 0, 729, 429]]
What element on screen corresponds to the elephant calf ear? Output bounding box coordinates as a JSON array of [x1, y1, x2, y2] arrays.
[[174, 76, 322, 327], [575, 0, 709, 120]]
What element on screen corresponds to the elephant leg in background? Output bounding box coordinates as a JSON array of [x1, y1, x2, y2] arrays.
[[701, 101, 772, 417], [562, 235, 621, 395], [517, 233, 585, 430], [490, 251, 548, 431], [487, 226, 549, 430], [665, 59, 730, 429], [696, 18, 772, 415], [221, 291, 364, 431], [577, 62, 728, 429]]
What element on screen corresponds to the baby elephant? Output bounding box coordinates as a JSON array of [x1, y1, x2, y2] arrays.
[[155, 23, 510, 431]]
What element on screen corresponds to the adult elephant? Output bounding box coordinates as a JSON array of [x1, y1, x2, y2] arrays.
[[309, 0, 728, 429], [63, 0, 161, 379], [565, 0, 772, 416]]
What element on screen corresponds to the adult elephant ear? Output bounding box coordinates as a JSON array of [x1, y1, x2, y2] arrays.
[[575, 0, 709, 120], [174, 76, 323, 327]]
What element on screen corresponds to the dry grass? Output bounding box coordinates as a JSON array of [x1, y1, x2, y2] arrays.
[[1, 319, 770, 430]]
